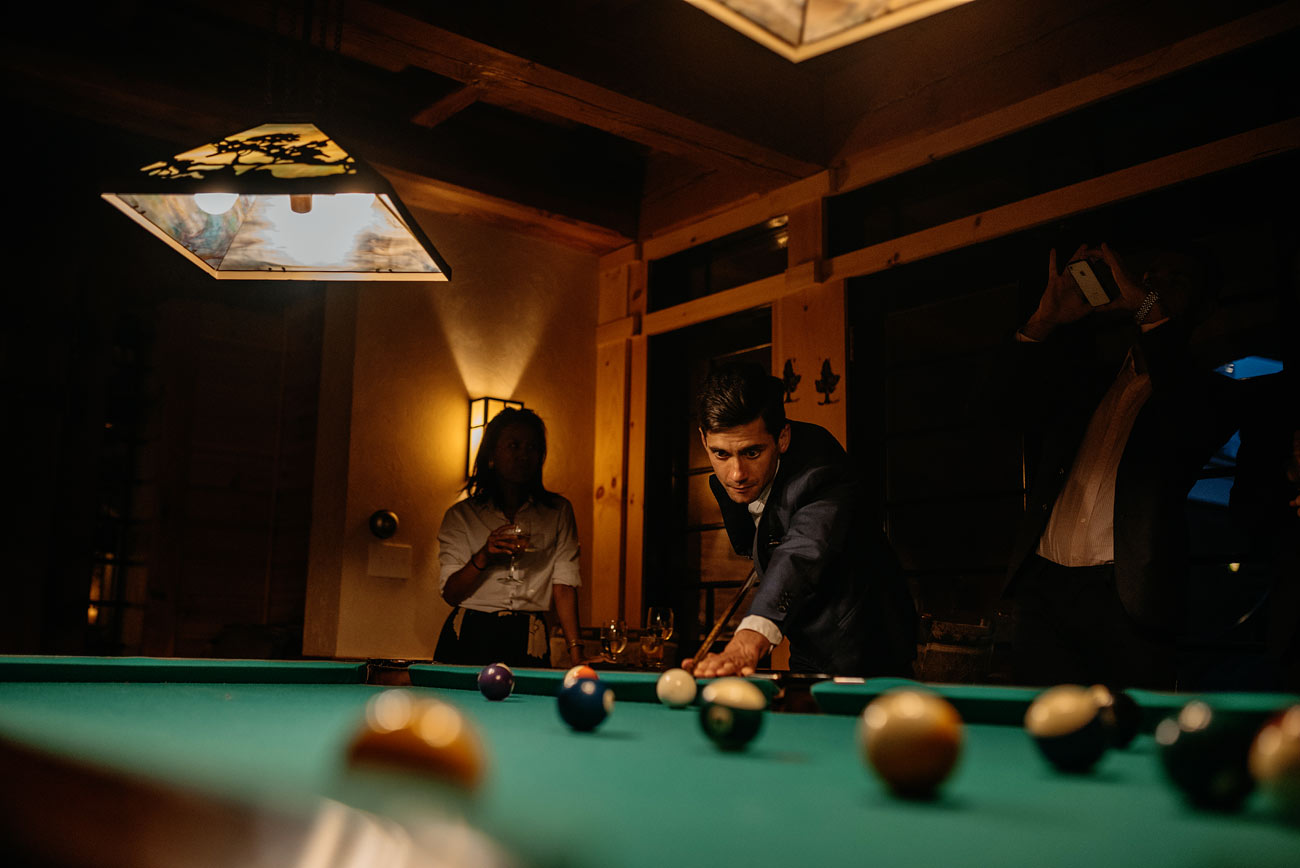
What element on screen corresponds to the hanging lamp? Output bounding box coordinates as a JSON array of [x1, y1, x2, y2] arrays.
[[102, 122, 450, 281]]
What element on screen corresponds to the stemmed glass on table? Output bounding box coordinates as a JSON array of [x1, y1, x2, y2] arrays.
[[501, 524, 528, 583], [600, 619, 628, 663], [641, 607, 674, 669]]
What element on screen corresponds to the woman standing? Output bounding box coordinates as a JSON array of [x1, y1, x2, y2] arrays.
[[435, 408, 585, 667]]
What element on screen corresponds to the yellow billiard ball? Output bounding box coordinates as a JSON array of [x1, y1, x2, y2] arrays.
[[859, 689, 963, 798], [347, 690, 485, 790]]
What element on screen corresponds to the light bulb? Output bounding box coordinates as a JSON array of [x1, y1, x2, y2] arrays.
[[194, 192, 238, 215]]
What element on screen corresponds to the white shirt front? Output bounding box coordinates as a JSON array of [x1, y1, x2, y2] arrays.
[[738, 467, 784, 647], [438, 495, 581, 613]]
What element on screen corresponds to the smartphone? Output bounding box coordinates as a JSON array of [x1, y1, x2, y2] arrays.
[[1067, 258, 1120, 307]]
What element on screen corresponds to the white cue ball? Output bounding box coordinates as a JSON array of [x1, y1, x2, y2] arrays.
[[655, 668, 698, 708]]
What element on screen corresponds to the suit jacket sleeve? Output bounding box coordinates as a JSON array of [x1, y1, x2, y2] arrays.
[[744, 460, 858, 630]]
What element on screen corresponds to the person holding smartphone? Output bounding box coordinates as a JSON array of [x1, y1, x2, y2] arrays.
[[998, 240, 1242, 688]]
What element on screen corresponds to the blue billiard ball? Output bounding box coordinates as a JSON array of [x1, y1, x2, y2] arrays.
[[557, 678, 614, 731], [477, 663, 514, 701]]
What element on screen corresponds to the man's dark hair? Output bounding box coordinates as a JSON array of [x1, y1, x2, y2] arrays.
[[697, 362, 787, 438]]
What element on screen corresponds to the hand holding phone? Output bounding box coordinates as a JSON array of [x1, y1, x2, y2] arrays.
[[1067, 257, 1120, 307]]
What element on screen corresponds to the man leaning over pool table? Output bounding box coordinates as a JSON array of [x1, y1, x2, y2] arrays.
[[683, 362, 917, 678]]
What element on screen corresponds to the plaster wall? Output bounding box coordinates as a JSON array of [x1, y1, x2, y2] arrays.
[[306, 209, 598, 659]]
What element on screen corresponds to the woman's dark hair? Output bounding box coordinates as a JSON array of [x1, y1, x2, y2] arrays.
[[465, 407, 557, 509], [696, 361, 787, 438]]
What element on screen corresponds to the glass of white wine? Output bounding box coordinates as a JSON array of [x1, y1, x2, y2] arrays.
[[600, 619, 627, 663], [647, 606, 674, 643], [501, 524, 529, 583], [638, 629, 664, 670]]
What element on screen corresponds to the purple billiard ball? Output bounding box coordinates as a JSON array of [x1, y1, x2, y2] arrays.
[[477, 663, 514, 701], [557, 678, 614, 731]]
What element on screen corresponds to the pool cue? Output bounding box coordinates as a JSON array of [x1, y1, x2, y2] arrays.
[[694, 566, 759, 663]]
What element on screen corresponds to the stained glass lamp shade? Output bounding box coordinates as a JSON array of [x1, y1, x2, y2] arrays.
[[684, 0, 974, 62], [102, 123, 450, 281]]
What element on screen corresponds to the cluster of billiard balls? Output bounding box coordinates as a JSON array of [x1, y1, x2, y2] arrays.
[[1021, 684, 1300, 819], [550, 664, 766, 751]]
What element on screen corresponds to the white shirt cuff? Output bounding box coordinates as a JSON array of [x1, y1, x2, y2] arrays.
[[737, 615, 783, 648]]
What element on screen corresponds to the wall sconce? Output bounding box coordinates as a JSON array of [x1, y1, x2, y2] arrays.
[[468, 397, 524, 477]]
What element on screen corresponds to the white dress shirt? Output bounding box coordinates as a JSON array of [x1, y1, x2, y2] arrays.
[[737, 466, 784, 647], [1018, 320, 1166, 566], [438, 495, 581, 613]]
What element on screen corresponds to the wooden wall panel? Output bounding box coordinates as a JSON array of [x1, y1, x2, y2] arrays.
[[592, 339, 630, 623], [773, 280, 848, 444]]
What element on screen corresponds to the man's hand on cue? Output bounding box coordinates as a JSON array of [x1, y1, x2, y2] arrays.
[[684, 629, 772, 678]]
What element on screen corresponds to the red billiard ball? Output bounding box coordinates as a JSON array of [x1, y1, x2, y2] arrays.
[[562, 664, 599, 689], [557, 678, 613, 731], [477, 663, 514, 701], [1025, 685, 1109, 773], [347, 690, 485, 789], [859, 689, 963, 798], [1249, 704, 1300, 822]]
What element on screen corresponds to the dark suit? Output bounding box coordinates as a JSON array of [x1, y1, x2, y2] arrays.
[[709, 421, 916, 675], [1002, 320, 1247, 685]]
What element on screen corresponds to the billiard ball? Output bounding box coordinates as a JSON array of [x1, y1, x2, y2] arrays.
[[562, 664, 599, 689], [557, 678, 614, 731], [858, 689, 963, 799], [656, 668, 697, 708], [477, 663, 514, 701], [698, 677, 765, 751], [347, 689, 485, 789], [1155, 699, 1256, 811], [1024, 684, 1108, 772], [1089, 684, 1141, 748], [1248, 704, 1300, 821]]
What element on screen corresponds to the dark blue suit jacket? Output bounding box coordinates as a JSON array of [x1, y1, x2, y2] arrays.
[[709, 421, 916, 675]]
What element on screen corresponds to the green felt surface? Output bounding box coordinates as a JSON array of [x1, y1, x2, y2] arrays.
[[1, 665, 1298, 867], [0, 655, 367, 683]]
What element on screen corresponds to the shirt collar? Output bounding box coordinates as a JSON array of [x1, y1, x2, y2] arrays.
[[747, 460, 779, 524]]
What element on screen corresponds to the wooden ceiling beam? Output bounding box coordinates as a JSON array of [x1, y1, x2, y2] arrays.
[[411, 83, 481, 129], [202, 0, 822, 182]]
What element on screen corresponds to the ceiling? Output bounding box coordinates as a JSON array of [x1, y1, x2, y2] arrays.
[[3, 0, 1285, 254]]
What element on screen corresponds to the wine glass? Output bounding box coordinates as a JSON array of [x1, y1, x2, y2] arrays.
[[638, 629, 664, 670], [600, 619, 628, 663], [647, 606, 674, 642], [502, 524, 529, 582]]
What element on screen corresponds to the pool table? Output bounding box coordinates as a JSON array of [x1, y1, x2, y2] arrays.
[[1, 656, 1297, 867]]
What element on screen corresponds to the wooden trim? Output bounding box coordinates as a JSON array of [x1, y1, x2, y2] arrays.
[[598, 244, 641, 271], [336, 1, 821, 182], [622, 335, 648, 625], [826, 118, 1300, 284], [635, 4, 1298, 264], [592, 340, 632, 624], [831, 3, 1300, 193], [642, 273, 787, 336], [410, 84, 481, 129], [641, 173, 830, 261], [380, 164, 631, 255], [596, 317, 638, 346]]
